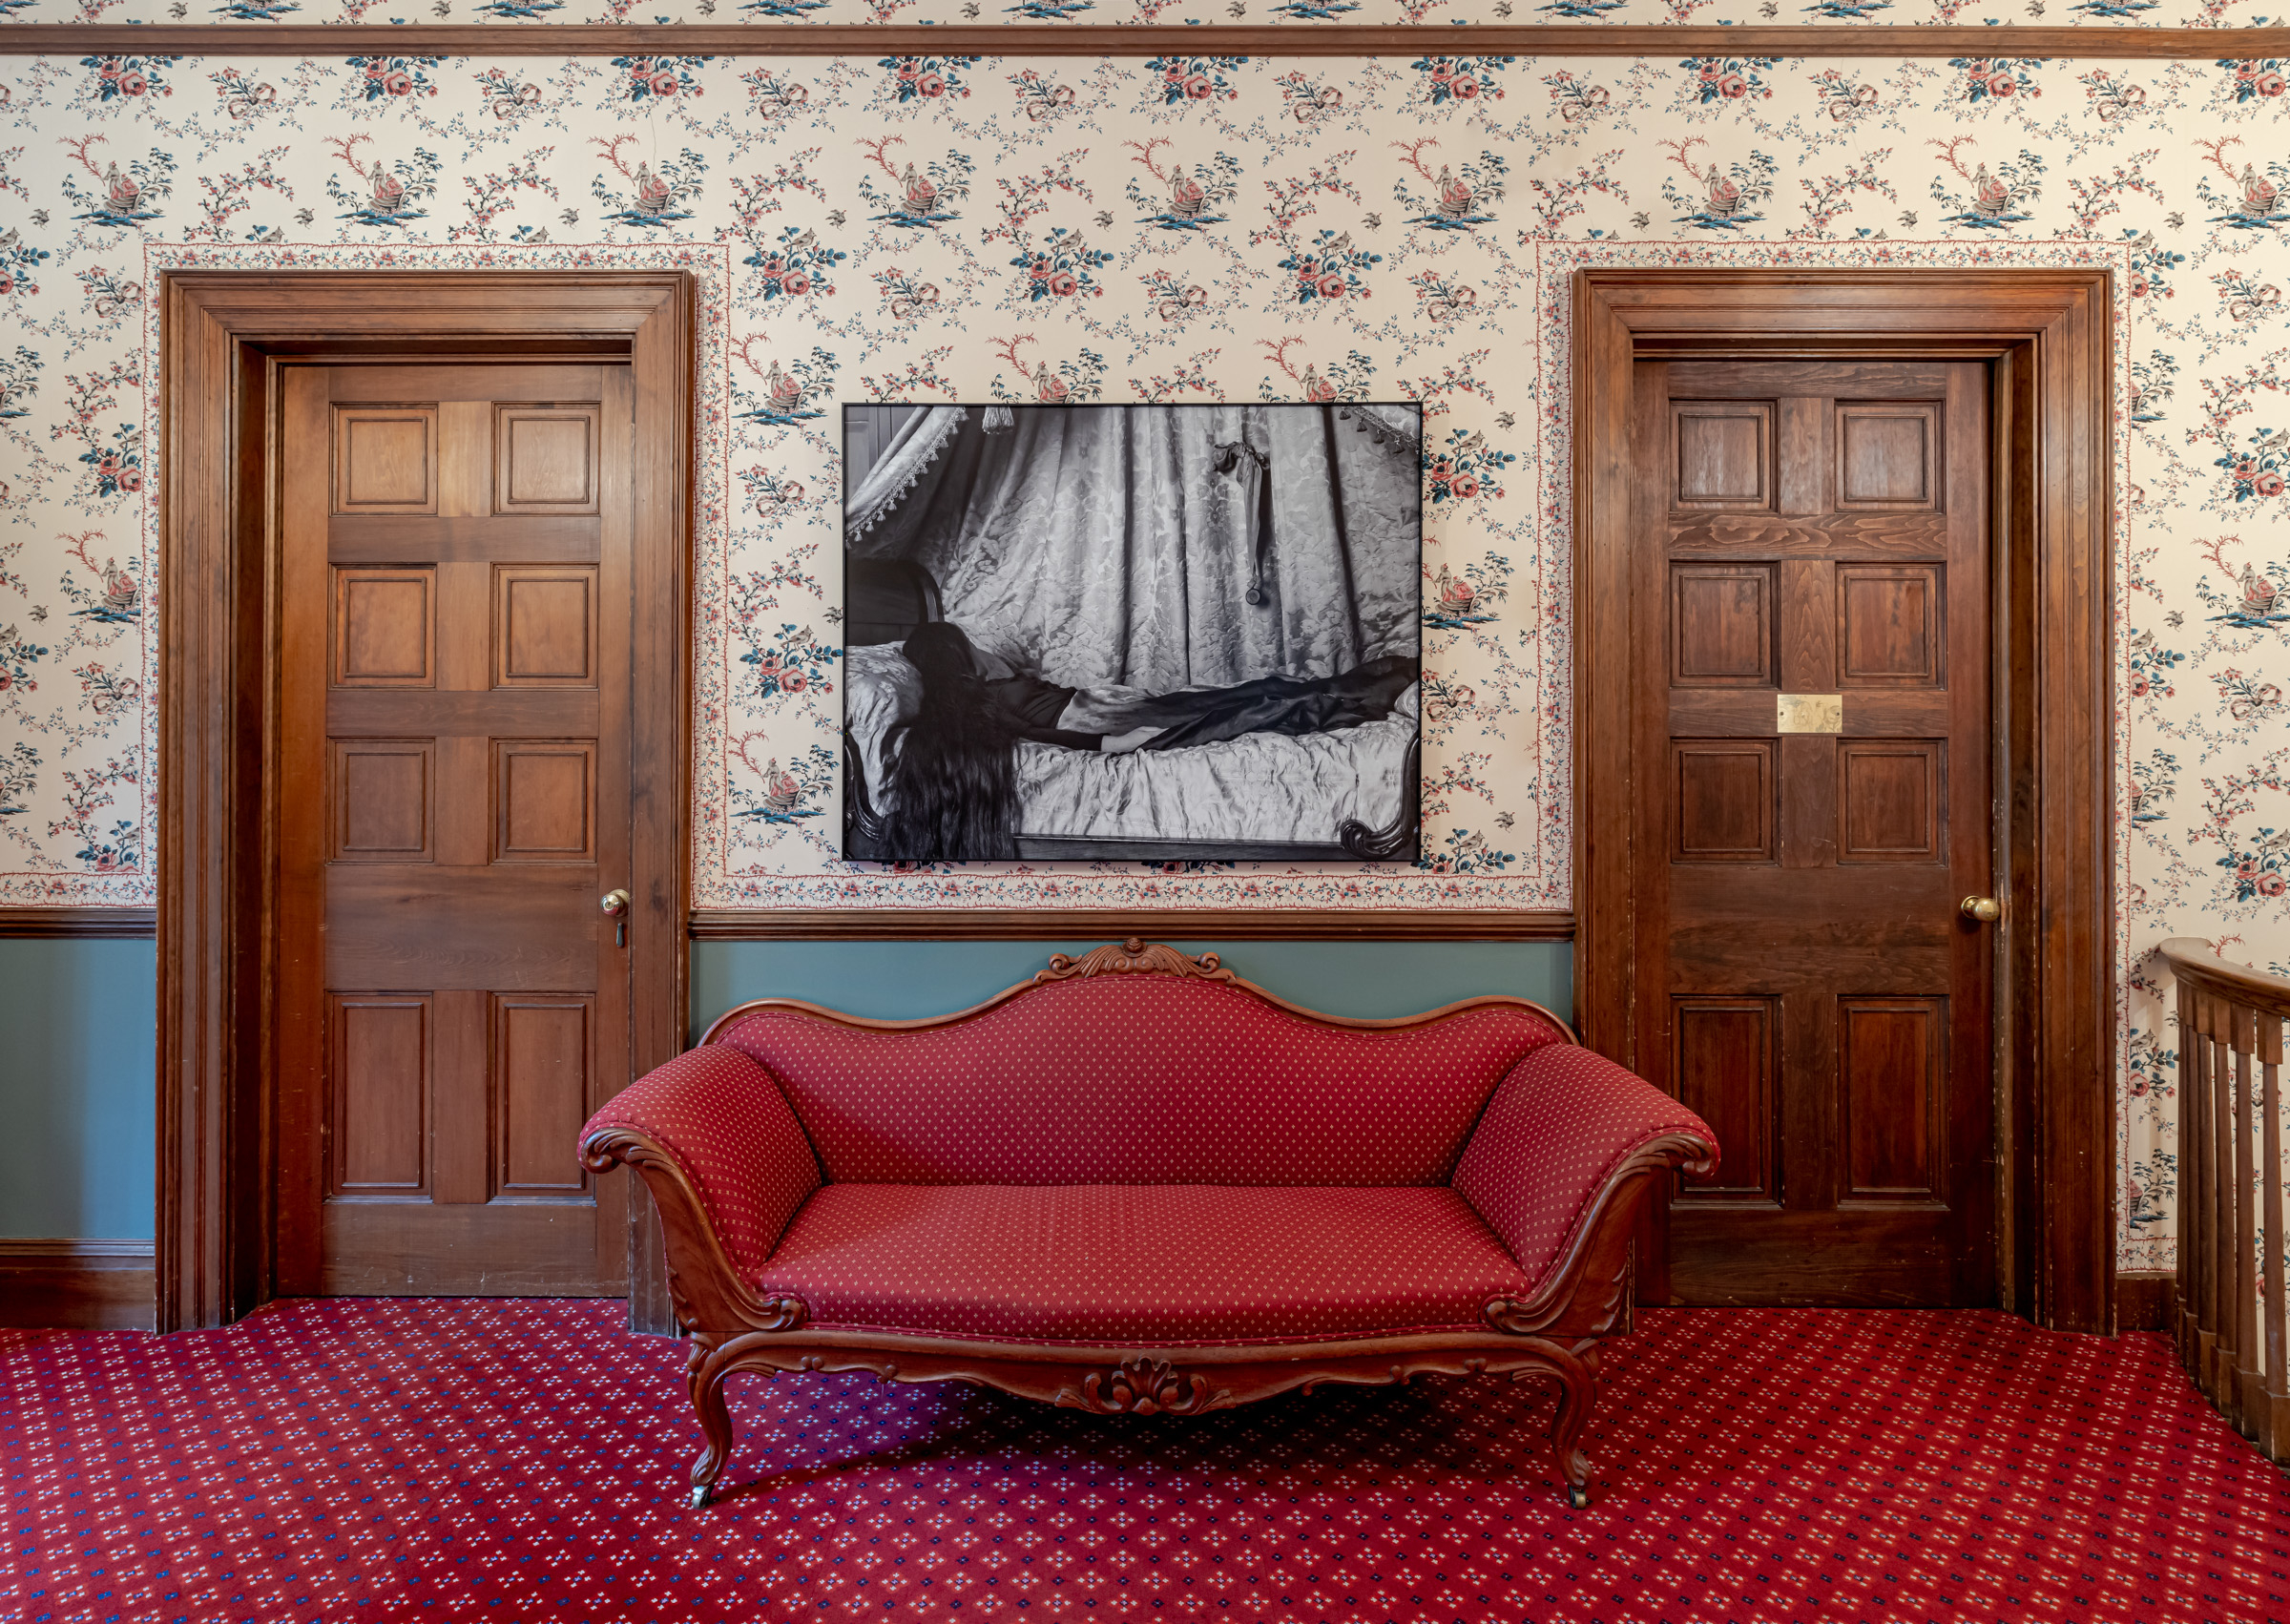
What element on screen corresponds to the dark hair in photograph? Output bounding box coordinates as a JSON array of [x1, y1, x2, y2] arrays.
[[881, 621, 1022, 862]]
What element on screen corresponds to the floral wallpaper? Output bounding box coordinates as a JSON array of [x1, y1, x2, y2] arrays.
[[0, 42, 2280, 1268]]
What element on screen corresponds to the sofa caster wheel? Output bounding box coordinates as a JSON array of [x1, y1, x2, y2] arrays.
[[690, 1484, 714, 1509], [1565, 1485, 1591, 1510]]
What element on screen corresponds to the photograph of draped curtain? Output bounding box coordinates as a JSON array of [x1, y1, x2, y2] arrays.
[[850, 404, 1419, 687], [843, 403, 1424, 864]]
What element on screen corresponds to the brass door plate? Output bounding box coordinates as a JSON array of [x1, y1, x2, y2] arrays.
[[1777, 693, 1844, 734]]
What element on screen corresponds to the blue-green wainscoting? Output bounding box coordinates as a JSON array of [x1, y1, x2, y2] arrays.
[[1, 938, 1570, 1240], [0, 938, 156, 1239], [691, 940, 1572, 1038]]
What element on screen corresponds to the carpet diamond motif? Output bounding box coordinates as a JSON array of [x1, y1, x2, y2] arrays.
[[4, 1301, 2284, 1621]]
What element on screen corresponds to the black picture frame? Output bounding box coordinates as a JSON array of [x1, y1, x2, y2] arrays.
[[841, 402, 1425, 865]]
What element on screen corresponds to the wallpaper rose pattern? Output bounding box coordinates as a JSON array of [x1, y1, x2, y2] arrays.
[[0, 43, 2280, 1267]]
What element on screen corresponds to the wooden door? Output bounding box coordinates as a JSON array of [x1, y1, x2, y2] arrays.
[[276, 363, 635, 1297], [1633, 359, 1996, 1306]]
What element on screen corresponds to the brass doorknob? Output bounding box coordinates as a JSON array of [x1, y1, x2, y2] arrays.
[[600, 889, 632, 916], [1960, 895, 2002, 923]]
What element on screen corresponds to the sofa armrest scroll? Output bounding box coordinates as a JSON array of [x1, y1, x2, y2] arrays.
[[579, 1044, 824, 1299], [1452, 1043, 1718, 1308]]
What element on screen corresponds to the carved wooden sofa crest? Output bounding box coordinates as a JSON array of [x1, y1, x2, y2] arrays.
[[580, 941, 1718, 1509]]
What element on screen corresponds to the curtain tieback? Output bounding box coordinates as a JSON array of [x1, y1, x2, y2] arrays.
[[1215, 439, 1275, 607]]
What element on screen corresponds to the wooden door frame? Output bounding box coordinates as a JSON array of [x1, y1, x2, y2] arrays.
[[156, 272, 695, 1332], [1572, 268, 2114, 1335]]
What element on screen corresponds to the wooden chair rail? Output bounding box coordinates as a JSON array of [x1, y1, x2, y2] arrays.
[[2162, 938, 2290, 1462]]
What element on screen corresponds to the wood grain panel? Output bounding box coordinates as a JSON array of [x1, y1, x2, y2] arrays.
[[1672, 740, 1775, 864], [325, 364, 608, 402], [0, 1240, 156, 1331], [430, 989, 490, 1205], [1840, 565, 1944, 687], [1668, 689, 1950, 739], [333, 407, 436, 514], [332, 569, 433, 686], [494, 740, 595, 862], [495, 406, 600, 515], [329, 995, 428, 1197], [1673, 403, 1772, 510], [1671, 998, 1778, 1206], [1669, 514, 1950, 559], [1779, 560, 1838, 694], [330, 740, 432, 862], [328, 688, 598, 739], [1839, 997, 1946, 1202], [1838, 739, 1943, 864], [1671, 564, 1777, 688], [433, 559, 490, 693], [328, 515, 603, 565], [323, 867, 600, 993], [495, 567, 597, 687], [1665, 361, 1960, 398], [436, 399, 491, 520], [1777, 397, 1826, 517], [319, 1201, 624, 1298], [495, 996, 593, 1196], [1837, 405, 1938, 510], [1780, 733, 1840, 873]]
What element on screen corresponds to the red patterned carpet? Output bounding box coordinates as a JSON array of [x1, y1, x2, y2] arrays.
[[5, 1301, 2286, 1623]]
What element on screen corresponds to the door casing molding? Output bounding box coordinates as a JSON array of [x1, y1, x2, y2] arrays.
[[1571, 268, 2115, 1334], [157, 272, 695, 1331]]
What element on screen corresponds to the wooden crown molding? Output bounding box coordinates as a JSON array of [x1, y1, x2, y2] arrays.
[[0, 906, 157, 939], [686, 907, 1577, 942], [3, 24, 2285, 58]]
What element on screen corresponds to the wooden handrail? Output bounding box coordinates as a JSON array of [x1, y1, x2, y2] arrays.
[[2160, 939, 2290, 1023], [2160, 939, 2290, 1464]]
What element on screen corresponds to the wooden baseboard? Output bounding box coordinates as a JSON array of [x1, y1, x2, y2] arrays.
[[0, 1239, 156, 1331], [2115, 1271, 2176, 1333], [688, 908, 1577, 942], [0, 907, 157, 940]]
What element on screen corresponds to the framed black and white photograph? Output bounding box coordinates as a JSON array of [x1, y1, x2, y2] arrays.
[[841, 403, 1425, 864]]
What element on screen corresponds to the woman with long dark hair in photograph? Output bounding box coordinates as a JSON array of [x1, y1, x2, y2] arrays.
[[880, 620, 1418, 862]]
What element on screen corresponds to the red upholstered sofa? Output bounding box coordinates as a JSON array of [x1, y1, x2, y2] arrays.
[[580, 940, 1718, 1509]]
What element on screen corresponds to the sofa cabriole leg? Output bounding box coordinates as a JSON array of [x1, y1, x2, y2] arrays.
[[1527, 1338, 1598, 1510], [687, 1346, 739, 1509]]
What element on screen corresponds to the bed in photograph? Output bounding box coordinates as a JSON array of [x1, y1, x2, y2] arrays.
[[841, 404, 1424, 864]]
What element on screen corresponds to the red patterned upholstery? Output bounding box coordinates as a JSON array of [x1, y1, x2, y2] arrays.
[[581, 1046, 822, 1277], [711, 979, 1567, 1186], [750, 1184, 1531, 1344], [1452, 1043, 1719, 1293]]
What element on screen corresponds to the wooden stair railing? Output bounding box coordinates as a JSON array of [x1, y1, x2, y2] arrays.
[[2163, 939, 2290, 1457]]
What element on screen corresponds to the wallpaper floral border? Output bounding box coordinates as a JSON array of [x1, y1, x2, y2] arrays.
[[0, 7, 2271, 28]]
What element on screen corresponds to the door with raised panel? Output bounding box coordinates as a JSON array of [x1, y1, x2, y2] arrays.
[[277, 363, 634, 1296], [1633, 359, 1996, 1306]]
